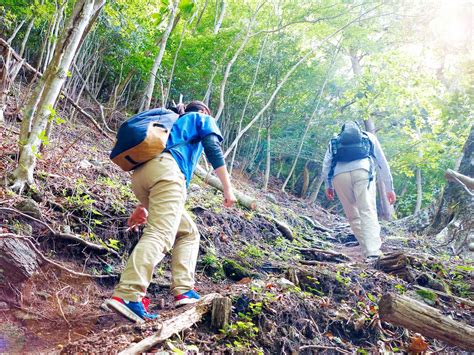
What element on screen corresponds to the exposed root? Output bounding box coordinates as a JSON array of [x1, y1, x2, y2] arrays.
[[0, 207, 120, 257], [0, 233, 116, 279]]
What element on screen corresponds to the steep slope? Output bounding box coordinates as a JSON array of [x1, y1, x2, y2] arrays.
[[0, 116, 472, 353]]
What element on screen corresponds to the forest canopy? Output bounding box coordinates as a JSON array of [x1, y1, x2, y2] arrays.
[[1, 0, 472, 215]]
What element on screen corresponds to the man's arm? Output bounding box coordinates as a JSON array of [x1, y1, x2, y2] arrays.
[[202, 134, 236, 207], [369, 133, 394, 192], [368, 133, 396, 204]]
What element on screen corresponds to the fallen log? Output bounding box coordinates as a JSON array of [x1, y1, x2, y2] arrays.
[[378, 293, 474, 350], [194, 165, 257, 210], [119, 293, 220, 355]]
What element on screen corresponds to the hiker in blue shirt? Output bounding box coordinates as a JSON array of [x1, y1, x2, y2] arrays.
[[321, 121, 396, 263], [104, 101, 236, 323]]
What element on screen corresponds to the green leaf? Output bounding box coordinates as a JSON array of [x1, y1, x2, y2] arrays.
[[178, 0, 195, 16]]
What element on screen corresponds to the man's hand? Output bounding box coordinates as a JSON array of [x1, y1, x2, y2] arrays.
[[127, 205, 148, 232], [326, 188, 335, 201], [386, 191, 397, 205], [223, 188, 237, 208]]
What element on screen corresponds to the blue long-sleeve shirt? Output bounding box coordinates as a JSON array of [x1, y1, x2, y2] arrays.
[[166, 112, 224, 186], [321, 131, 394, 192]]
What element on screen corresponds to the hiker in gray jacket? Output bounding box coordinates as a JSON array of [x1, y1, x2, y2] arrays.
[[321, 122, 396, 262]]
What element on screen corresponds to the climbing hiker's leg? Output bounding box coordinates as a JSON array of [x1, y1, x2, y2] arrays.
[[352, 169, 381, 257], [333, 171, 366, 251], [114, 154, 187, 302], [171, 211, 200, 304]]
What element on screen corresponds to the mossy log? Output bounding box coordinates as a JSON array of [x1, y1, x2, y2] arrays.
[[379, 293, 474, 350], [222, 259, 254, 281]]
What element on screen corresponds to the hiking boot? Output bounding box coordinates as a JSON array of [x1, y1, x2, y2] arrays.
[[174, 289, 201, 307], [101, 296, 159, 323]]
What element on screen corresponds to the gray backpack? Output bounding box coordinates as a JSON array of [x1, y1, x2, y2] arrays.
[[328, 121, 375, 185]]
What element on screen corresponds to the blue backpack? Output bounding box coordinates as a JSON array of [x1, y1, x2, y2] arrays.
[[110, 108, 179, 171]]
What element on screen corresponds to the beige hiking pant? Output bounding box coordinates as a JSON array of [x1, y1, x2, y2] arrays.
[[333, 169, 381, 257], [113, 153, 200, 301]]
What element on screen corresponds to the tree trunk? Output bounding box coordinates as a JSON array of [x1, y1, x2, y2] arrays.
[[223, 48, 316, 157], [202, 60, 218, 105], [228, 35, 267, 175], [428, 124, 473, 256], [0, 44, 12, 123], [70, 60, 97, 121], [11, 0, 106, 192], [301, 162, 310, 197], [193, 0, 209, 33], [0, 39, 30, 122], [414, 126, 423, 213], [276, 155, 284, 179], [414, 167, 422, 213], [139, 0, 178, 112], [241, 123, 262, 173], [214, 3, 261, 121], [19, 17, 35, 58], [7, 19, 25, 44], [43, 1, 67, 72], [222, 9, 368, 159], [106, 67, 134, 116], [164, 21, 187, 106], [213, 0, 226, 34], [211, 297, 232, 330], [445, 169, 474, 191], [282, 42, 340, 192], [263, 124, 271, 191]]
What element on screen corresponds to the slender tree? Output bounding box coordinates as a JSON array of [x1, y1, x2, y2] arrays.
[[139, 0, 179, 112], [11, 0, 106, 192]]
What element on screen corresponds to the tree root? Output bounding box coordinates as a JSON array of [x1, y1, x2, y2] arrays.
[[0, 207, 120, 257], [0, 233, 115, 279], [300, 215, 332, 233]]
